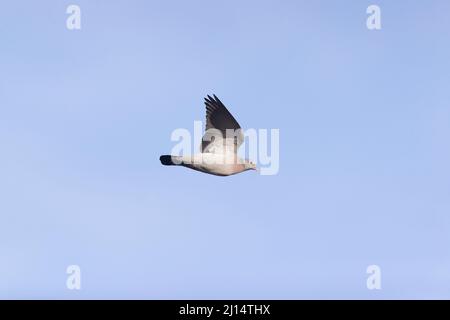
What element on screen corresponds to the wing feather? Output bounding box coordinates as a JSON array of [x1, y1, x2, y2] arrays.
[[201, 95, 244, 153]]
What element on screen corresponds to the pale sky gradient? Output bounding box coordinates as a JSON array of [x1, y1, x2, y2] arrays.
[[1, 0, 450, 299]]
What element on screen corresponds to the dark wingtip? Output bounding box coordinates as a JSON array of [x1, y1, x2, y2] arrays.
[[205, 94, 222, 104]]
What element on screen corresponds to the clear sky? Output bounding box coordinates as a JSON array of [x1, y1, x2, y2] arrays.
[[1, 0, 450, 299]]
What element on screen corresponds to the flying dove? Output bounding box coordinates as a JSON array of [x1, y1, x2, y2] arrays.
[[160, 94, 257, 176]]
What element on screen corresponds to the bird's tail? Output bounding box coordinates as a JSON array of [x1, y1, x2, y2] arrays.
[[159, 155, 181, 166]]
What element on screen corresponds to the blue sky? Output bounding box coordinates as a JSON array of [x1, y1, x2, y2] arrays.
[[1, 0, 450, 299]]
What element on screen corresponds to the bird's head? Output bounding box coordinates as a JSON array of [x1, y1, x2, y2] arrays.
[[244, 160, 258, 171]]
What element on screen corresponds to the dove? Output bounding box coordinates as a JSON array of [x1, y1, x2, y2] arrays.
[[160, 94, 257, 176]]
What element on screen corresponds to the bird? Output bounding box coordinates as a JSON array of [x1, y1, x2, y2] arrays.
[[160, 94, 257, 176]]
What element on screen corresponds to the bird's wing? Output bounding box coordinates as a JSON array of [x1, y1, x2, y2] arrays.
[[201, 94, 244, 154]]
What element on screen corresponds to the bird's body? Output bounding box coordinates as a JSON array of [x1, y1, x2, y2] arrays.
[[160, 153, 248, 176], [160, 95, 257, 176]]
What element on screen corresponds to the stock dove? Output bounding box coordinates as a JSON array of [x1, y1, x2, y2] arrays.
[[160, 94, 257, 176]]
